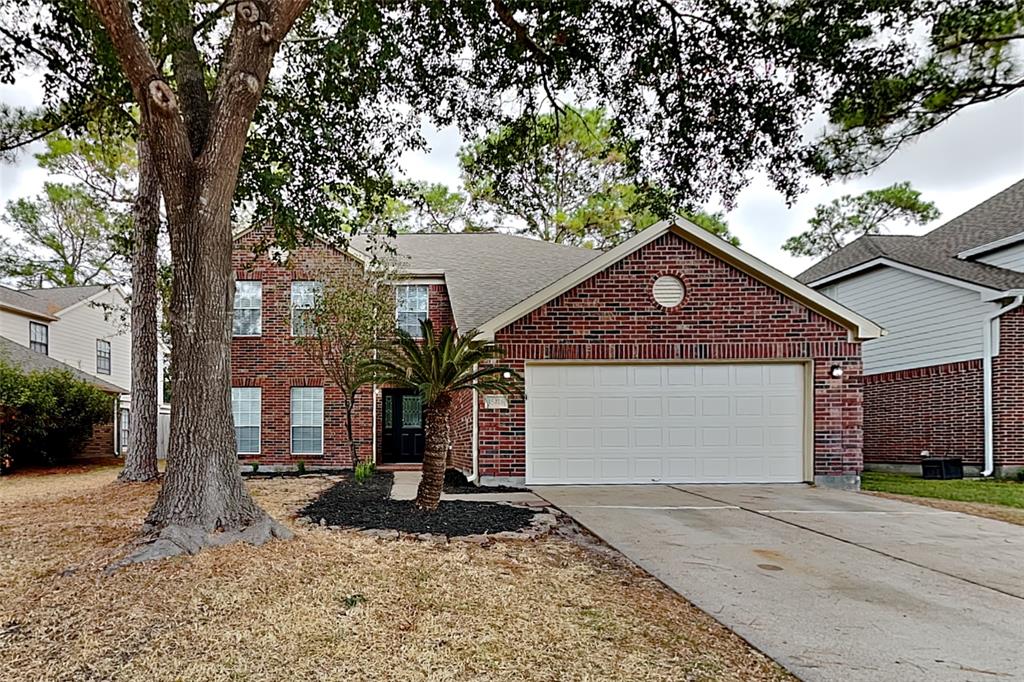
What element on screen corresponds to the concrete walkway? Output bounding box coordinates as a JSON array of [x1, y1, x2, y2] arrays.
[[537, 484, 1024, 682], [390, 471, 543, 504]]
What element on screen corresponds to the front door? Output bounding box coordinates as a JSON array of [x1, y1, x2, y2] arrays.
[[381, 389, 425, 463]]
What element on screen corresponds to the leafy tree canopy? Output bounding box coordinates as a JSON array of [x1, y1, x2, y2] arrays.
[[458, 107, 739, 248], [783, 181, 941, 258], [808, 1, 1024, 177], [0, 129, 136, 287]]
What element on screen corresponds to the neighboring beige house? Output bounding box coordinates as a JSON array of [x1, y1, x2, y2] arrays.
[[0, 284, 170, 457]]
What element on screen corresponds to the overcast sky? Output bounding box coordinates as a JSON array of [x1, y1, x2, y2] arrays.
[[2, 72, 1023, 277]]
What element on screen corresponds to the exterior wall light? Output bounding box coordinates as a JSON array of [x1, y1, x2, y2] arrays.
[[830, 364, 843, 379]]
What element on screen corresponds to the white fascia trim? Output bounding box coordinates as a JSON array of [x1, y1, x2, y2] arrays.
[[478, 218, 885, 341], [957, 231, 1024, 260], [0, 302, 58, 322], [55, 284, 129, 317], [808, 257, 1001, 296]]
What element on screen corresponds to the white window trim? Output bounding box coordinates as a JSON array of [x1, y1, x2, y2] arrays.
[[29, 321, 49, 355], [290, 386, 324, 455], [290, 281, 321, 337], [232, 387, 262, 455], [395, 284, 430, 338], [233, 281, 263, 337], [96, 339, 112, 375]]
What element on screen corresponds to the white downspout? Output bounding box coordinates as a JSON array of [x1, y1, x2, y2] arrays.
[[467, 363, 479, 483], [982, 294, 1024, 477]]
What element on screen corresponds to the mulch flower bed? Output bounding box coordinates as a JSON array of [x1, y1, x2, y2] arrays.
[[442, 469, 527, 494], [300, 471, 540, 537]]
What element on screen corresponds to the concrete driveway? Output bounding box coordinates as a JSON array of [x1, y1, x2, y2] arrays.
[[537, 484, 1024, 682]]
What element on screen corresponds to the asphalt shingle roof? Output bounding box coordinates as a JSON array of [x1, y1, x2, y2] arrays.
[[350, 233, 601, 330], [797, 178, 1024, 291], [0, 336, 126, 393], [0, 284, 107, 316]]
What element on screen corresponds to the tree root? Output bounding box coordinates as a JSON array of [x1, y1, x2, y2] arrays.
[[106, 517, 293, 573]]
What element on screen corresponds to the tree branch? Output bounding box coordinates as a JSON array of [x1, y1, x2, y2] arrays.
[[491, 0, 553, 65]]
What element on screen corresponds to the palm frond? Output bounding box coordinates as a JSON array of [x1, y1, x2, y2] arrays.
[[365, 319, 521, 406]]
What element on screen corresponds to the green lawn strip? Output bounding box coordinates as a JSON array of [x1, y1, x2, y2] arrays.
[[862, 471, 1024, 509]]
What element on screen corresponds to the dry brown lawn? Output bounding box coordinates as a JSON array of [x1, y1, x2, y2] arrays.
[[0, 465, 791, 681]]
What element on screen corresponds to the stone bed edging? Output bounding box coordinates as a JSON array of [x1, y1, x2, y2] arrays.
[[294, 506, 564, 545]]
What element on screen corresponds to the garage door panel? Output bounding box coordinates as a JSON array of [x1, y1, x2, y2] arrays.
[[633, 396, 663, 417], [526, 363, 805, 485], [565, 397, 595, 417], [600, 397, 628, 417], [700, 396, 731, 417]]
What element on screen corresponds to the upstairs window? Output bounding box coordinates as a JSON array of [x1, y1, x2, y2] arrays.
[[396, 285, 429, 338], [233, 281, 262, 336], [290, 281, 322, 336], [96, 339, 111, 375], [231, 387, 261, 455], [29, 322, 48, 355]]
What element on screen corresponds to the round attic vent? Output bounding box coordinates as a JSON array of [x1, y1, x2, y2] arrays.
[[653, 275, 685, 308]]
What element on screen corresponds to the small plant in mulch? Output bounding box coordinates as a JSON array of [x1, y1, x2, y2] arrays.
[[442, 469, 526, 495], [354, 460, 375, 483], [300, 471, 539, 537]]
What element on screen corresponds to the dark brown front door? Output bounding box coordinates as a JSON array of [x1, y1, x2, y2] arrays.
[[381, 389, 425, 463]]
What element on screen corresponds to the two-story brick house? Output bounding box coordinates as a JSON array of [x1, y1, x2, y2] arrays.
[[232, 219, 881, 488]]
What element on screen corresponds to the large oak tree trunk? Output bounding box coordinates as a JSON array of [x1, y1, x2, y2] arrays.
[[119, 133, 160, 483], [134, 171, 289, 558], [90, 0, 309, 565], [416, 394, 452, 511]]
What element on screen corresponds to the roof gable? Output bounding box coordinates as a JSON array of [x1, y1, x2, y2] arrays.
[[798, 177, 1024, 291], [477, 219, 884, 341], [0, 284, 111, 319]]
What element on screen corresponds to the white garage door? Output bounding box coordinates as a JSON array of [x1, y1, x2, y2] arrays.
[[525, 363, 806, 484]]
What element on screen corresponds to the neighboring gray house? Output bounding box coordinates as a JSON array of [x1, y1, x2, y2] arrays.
[[0, 284, 170, 457], [799, 178, 1024, 476]]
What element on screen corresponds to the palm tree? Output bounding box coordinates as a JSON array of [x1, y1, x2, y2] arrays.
[[368, 320, 522, 510]]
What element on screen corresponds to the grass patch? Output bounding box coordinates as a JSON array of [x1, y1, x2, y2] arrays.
[[0, 463, 791, 681], [862, 471, 1024, 509]]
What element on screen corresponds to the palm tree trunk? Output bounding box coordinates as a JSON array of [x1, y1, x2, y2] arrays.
[[416, 394, 452, 511]]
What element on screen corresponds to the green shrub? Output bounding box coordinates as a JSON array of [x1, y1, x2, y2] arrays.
[[250, 461, 260, 473], [1016, 469, 1024, 484], [354, 460, 375, 483], [296, 460, 306, 475], [0, 359, 113, 473]]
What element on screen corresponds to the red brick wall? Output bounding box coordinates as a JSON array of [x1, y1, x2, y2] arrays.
[[233, 227, 457, 467], [862, 360, 983, 466], [860, 306, 1024, 470], [77, 420, 115, 458], [993, 306, 1024, 466], [449, 390, 473, 472], [483, 231, 864, 480]]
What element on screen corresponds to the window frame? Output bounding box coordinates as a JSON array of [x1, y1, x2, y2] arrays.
[[96, 339, 112, 375], [231, 387, 262, 455], [232, 280, 263, 337], [395, 284, 429, 339], [290, 281, 321, 337], [29, 321, 48, 355], [290, 386, 324, 455]]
